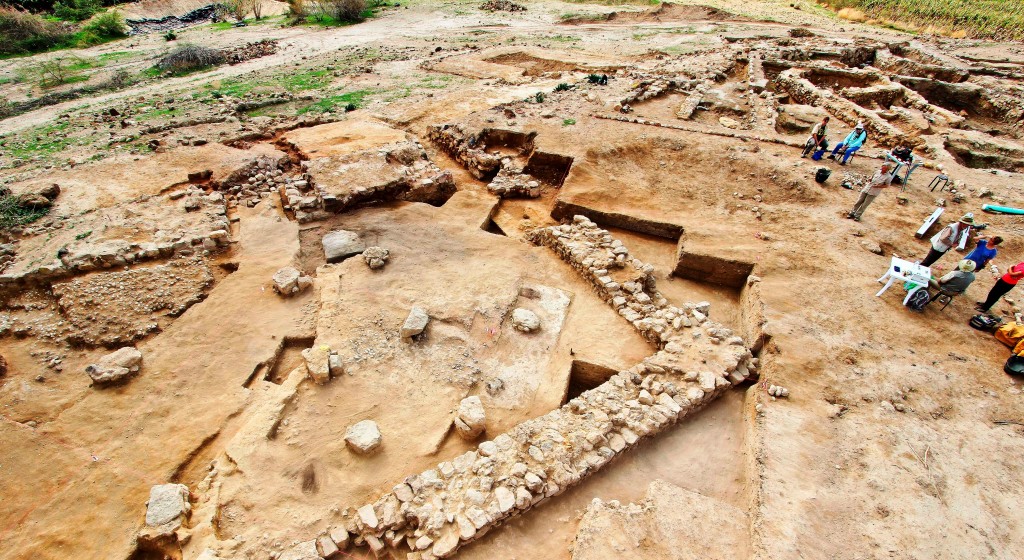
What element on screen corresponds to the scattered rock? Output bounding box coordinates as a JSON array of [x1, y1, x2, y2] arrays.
[[719, 116, 741, 129], [85, 347, 143, 386], [768, 384, 790, 398], [401, 306, 429, 340], [454, 396, 486, 440], [322, 230, 366, 263], [861, 240, 883, 255], [362, 246, 390, 270], [345, 420, 382, 454], [511, 308, 540, 333]]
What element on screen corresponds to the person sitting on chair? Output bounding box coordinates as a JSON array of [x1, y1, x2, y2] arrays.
[[828, 122, 867, 165], [802, 116, 829, 158], [929, 258, 976, 296]]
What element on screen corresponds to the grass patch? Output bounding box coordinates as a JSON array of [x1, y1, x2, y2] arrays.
[[820, 0, 1024, 40], [1, 120, 75, 160], [298, 89, 374, 114], [96, 50, 134, 62], [0, 193, 50, 230]]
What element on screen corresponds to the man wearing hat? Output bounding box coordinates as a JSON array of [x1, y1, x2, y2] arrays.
[[921, 213, 975, 267], [828, 122, 867, 165], [846, 162, 894, 221]]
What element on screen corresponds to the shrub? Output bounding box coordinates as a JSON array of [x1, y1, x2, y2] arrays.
[[554, 82, 572, 92], [157, 44, 226, 73], [81, 10, 127, 41], [0, 6, 74, 55], [311, 0, 367, 22], [164, 30, 177, 41], [53, 0, 101, 22]]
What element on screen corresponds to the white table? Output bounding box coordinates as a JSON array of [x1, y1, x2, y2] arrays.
[[876, 257, 931, 304]]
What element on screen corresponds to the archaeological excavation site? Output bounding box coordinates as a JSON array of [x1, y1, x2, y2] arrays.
[[2, 0, 1024, 559]]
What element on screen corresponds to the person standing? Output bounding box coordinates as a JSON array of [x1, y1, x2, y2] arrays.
[[966, 235, 1002, 270], [921, 214, 974, 267], [802, 116, 830, 158], [977, 262, 1024, 312], [828, 122, 867, 165], [846, 163, 894, 221]]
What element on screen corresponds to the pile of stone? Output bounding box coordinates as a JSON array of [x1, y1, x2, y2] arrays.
[[362, 247, 390, 270], [480, 0, 526, 11], [302, 344, 344, 385], [486, 166, 542, 198], [426, 125, 503, 180], [285, 142, 456, 223], [620, 79, 679, 107], [125, 5, 217, 35], [85, 347, 143, 386], [527, 215, 720, 346], [216, 155, 299, 209], [223, 39, 279, 65], [1, 192, 230, 287], [271, 267, 313, 297]]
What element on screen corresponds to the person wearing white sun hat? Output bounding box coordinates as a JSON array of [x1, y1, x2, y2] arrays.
[[828, 121, 867, 165]]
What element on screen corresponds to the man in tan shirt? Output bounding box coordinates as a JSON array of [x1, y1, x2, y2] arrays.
[[846, 163, 894, 222]]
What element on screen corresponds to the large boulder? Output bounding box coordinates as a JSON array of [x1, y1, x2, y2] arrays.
[[454, 396, 486, 440], [775, 104, 831, 134], [511, 308, 540, 333], [301, 345, 333, 385], [85, 347, 143, 385], [345, 420, 382, 454], [322, 230, 366, 263], [362, 247, 390, 270], [145, 483, 191, 530], [401, 306, 429, 340], [272, 266, 313, 296]]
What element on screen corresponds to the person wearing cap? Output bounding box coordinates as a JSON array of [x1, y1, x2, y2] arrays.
[[928, 258, 976, 296], [828, 122, 867, 165], [966, 235, 1003, 270], [846, 162, 894, 221], [921, 213, 975, 267], [801, 116, 830, 158], [977, 262, 1024, 313]]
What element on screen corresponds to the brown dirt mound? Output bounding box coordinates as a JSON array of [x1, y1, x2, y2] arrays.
[[562, 3, 747, 25]]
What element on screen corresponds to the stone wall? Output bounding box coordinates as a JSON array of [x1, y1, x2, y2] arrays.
[[310, 217, 758, 560]]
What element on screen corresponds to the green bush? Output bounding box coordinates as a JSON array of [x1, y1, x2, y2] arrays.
[[54, 0, 101, 22], [81, 10, 127, 41], [0, 6, 75, 55]]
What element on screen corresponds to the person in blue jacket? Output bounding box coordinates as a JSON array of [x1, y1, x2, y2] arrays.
[[828, 122, 867, 165]]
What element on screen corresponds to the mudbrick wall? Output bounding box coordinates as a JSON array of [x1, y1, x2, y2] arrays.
[[302, 216, 759, 560]]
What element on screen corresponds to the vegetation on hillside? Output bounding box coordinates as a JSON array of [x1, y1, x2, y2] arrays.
[[0, 6, 127, 56], [820, 0, 1024, 40]]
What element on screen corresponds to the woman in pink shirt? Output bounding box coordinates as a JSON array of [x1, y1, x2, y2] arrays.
[[977, 262, 1024, 312]]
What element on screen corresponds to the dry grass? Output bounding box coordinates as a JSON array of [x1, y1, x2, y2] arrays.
[[821, 0, 1024, 40]]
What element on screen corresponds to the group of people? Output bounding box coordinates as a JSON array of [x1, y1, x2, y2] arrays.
[[801, 117, 870, 165], [884, 210, 1019, 314], [800, 122, 1020, 315]]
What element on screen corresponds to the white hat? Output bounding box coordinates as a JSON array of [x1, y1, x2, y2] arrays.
[[959, 259, 976, 272], [855, 122, 864, 129]]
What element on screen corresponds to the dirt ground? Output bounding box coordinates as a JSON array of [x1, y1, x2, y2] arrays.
[[2, 1, 1024, 560]]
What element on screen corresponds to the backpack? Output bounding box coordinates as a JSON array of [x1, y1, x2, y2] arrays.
[[1004, 354, 1024, 376], [815, 168, 831, 184], [970, 314, 1001, 332], [905, 288, 930, 312]]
